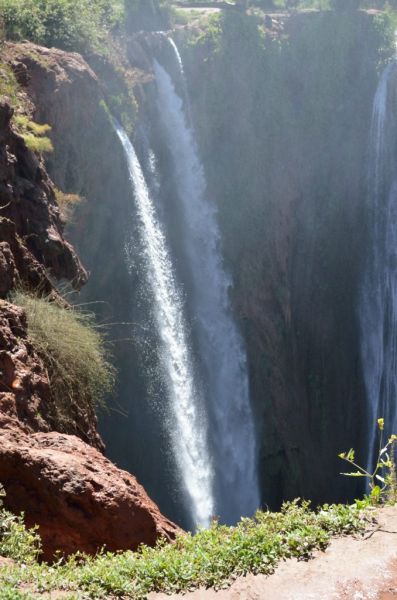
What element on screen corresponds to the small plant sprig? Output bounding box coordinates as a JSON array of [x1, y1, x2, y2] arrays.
[[339, 418, 397, 505]]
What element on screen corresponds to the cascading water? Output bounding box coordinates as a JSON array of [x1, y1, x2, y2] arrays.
[[360, 61, 397, 469], [113, 120, 214, 527], [153, 40, 260, 522]]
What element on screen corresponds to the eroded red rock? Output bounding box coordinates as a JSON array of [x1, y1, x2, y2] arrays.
[[0, 426, 180, 561], [0, 98, 87, 295], [0, 42, 180, 561], [0, 300, 103, 449]]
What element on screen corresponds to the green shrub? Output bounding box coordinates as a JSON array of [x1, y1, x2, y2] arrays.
[[0, 486, 41, 564], [0, 0, 124, 55], [12, 292, 115, 429]]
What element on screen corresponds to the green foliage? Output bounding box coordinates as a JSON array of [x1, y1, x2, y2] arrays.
[[20, 133, 54, 153], [0, 501, 366, 598], [13, 115, 53, 154], [0, 589, 33, 600], [54, 188, 82, 222], [0, 61, 22, 108], [0, 0, 124, 55], [14, 115, 51, 136], [0, 486, 41, 564], [339, 418, 397, 505], [0, 0, 175, 55], [12, 292, 115, 430]]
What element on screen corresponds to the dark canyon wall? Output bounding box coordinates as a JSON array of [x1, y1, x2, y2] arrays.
[[181, 9, 394, 507]]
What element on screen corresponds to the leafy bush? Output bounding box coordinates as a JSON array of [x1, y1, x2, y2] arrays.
[[0, 0, 175, 55], [0, 500, 366, 598], [0, 486, 41, 564], [0, 0, 124, 55], [12, 292, 115, 429]]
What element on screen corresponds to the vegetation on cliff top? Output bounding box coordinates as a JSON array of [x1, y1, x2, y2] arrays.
[[0, 500, 368, 599], [0, 0, 172, 56], [2, 0, 394, 60]]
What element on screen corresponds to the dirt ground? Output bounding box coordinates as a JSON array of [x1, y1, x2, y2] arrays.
[[150, 506, 397, 600]]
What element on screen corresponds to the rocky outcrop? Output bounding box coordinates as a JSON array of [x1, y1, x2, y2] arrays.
[[0, 300, 103, 448], [0, 296, 180, 560], [0, 99, 86, 295], [0, 301, 50, 435], [0, 424, 180, 561], [5, 42, 103, 193], [3, 40, 186, 525], [0, 41, 180, 558]]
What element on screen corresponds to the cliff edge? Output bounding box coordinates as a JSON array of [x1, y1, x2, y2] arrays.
[[0, 42, 180, 560]]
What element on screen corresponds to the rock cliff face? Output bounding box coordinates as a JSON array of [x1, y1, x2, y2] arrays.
[[183, 9, 388, 507], [0, 99, 86, 297], [0, 42, 179, 559]]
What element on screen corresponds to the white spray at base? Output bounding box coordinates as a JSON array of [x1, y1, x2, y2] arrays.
[[113, 120, 214, 527], [153, 41, 260, 522], [360, 62, 397, 471]]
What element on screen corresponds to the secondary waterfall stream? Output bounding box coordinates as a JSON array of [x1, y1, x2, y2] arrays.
[[360, 62, 397, 468], [153, 40, 260, 522], [113, 121, 214, 527]]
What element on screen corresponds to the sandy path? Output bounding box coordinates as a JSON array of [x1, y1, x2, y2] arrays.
[[150, 506, 397, 600]]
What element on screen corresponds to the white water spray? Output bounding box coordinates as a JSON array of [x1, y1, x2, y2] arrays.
[[360, 62, 397, 469], [113, 121, 214, 527], [154, 41, 260, 522]]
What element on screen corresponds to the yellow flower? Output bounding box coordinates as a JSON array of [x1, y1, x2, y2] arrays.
[[378, 418, 385, 431]]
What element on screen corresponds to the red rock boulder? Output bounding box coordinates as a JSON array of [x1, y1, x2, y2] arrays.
[[0, 425, 181, 561]]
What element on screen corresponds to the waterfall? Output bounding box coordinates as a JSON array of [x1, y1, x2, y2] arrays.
[[153, 41, 260, 522], [360, 62, 397, 469], [113, 121, 214, 527]]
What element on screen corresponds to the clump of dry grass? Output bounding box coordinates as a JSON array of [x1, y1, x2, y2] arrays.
[[54, 188, 82, 222], [12, 291, 115, 429], [13, 114, 53, 153]]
